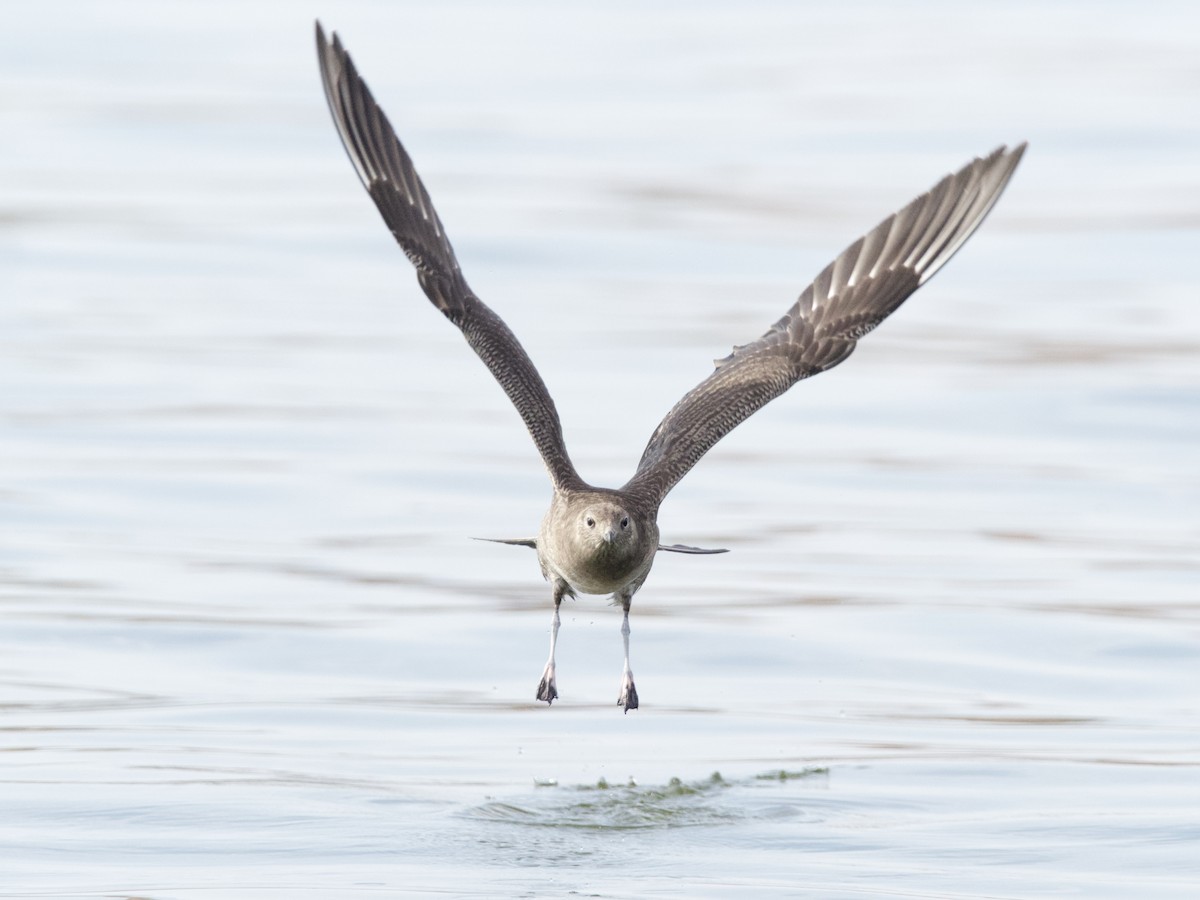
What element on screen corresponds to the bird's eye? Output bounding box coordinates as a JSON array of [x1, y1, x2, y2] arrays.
[[585, 517, 595, 528], [620, 516, 630, 529]]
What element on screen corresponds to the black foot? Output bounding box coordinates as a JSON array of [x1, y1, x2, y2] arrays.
[[618, 677, 638, 713], [537, 664, 558, 705]]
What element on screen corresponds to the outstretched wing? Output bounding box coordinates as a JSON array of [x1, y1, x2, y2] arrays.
[[316, 22, 584, 492], [623, 144, 1026, 507]]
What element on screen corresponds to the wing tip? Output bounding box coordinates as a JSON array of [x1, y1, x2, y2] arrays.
[[657, 543, 730, 555], [473, 537, 538, 549]]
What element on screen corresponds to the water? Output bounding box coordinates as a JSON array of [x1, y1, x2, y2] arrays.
[[2, 1, 1198, 897]]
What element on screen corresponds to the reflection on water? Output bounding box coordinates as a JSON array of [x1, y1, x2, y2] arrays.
[[2, 1, 1199, 898]]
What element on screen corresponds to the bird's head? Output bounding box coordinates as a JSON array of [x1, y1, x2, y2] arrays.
[[574, 499, 638, 558]]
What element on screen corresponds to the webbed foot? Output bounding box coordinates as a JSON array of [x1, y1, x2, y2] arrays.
[[617, 671, 638, 712], [537, 663, 558, 705]]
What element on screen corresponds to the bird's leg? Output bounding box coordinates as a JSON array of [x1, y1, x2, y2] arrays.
[[617, 594, 638, 712], [536, 583, 567, 705]]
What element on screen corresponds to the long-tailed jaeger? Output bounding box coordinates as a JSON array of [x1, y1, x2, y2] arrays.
[[315, 22, 1025, 712]]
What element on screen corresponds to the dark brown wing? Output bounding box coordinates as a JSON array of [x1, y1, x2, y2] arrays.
[[316, 22, 584, 492], [623, 144, 1026, 507]]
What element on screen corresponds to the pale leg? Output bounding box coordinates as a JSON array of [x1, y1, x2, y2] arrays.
[[536, 602, 560, 704], [537, 584, 568, 704], [617, 599, 638, 712]]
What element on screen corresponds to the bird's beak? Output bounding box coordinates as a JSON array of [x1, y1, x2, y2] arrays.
[[603, 528, 616, 543]]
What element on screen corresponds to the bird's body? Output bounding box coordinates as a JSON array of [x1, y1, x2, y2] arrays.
[[537, 490, 657, 599], [315, 22, 1025, 711], [532, 489, 657, 708]]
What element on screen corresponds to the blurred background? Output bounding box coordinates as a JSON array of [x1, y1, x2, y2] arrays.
[[1, 1, 1197, 897]]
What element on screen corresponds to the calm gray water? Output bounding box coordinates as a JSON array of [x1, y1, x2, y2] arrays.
[[2, 1, 1198, 897]]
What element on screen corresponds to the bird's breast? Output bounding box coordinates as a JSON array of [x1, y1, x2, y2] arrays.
[[546, 543, 652, 596]]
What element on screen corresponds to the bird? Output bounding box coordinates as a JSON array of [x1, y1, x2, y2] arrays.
[[315, 21, 1025, 712]]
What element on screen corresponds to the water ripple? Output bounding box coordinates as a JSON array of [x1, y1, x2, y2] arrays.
[[463, 769, 828, 831]]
